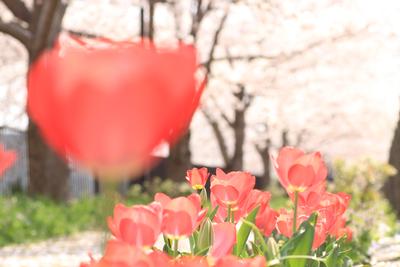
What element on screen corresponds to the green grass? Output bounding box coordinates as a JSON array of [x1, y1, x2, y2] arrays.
[[0, 193, 148, 247]]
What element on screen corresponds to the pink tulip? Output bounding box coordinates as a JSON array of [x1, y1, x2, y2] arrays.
[[272, 147, 327, 193], [186, 167, 209, 190], [155, 193, 207, 238], [107, 202, 162, 247], [211, 222, 236, 259]]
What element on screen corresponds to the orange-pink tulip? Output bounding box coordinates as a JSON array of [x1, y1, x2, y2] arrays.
[[174, 256, 210, 267], [272, 147, 327, 193], [80, 240, 171, 267], [214, 255, 266, 267], [155, 193, 207, 238], [28, 34, 203, 178], [186, 167, 209, 190], [211, 222, 236, 259], [241, 190, 277, 236], [211, 169, 255, 209], [0, 144, 16, 177], [107, 202, 162, 247]]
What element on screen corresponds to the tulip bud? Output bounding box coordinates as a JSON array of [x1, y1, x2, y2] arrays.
[[197, 218, 213, 255], [200, 188, 208, 207]]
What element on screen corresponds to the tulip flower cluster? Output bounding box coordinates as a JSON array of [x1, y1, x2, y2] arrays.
[[81, 147, 354, 267]]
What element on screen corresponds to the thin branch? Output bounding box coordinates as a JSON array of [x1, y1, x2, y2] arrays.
[[203, 11, 228, 74], [0, 19, 31, 48], [199, 26, 370, 67], [201, 107, 230, 166], [1, 0, 32, 23], [66, 29, 101, 39]]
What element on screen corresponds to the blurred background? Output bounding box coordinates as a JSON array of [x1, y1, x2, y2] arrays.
[[0, 0, 400, 266]]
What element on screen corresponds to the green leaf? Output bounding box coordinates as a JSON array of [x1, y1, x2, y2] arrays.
[[233, 206, 260, 256], [163, 235, 173, 255], [323, 244, 339, 267], [280, 212, 318, 267], [208, 206, 219, 221]]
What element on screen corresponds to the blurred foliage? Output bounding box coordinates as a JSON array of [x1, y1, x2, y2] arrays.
[[0, 193, 148, 247], [330, 159, 398, 263], [127, 176, 192, 201]]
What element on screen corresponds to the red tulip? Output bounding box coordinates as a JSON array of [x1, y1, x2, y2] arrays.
[[276, 208, 308, 238], [80, 240, 171, 267], [211, 169, 255, 210], [186, 167, 209, 190], [155, 193, 207, 238], [107, 202, 162, 247], [0, 144, 16, 177], [28, 34, 203, 178], [211, 222, 236, 259], [272, 147, 327, 193], [174, 257, 210, 267], [215, 255, 266, 267], [240, 190, 277, 236]]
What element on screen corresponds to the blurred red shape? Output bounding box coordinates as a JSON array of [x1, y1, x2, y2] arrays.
[[28, 34, 204, 179], [0, 144, 16, 177]]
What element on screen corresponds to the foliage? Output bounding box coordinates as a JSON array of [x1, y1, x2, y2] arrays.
[[330, 159, 398, 263], [127, 176, 192, 201], [0, 193, 147, 247]]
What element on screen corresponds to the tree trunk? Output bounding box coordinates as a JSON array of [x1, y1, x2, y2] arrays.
[[27, 122, 70, 200], [384, 110, 400, 216], [256, 139, 271, 189], [165, 131, 192, 181], [26, 1, 70, 200], [227, 108, 245, 171], [226, 85, 247, 171]]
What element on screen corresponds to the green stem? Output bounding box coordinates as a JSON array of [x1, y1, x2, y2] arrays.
[[173, 239, 179, 257], [226, 205, 232, 222], [293, 191, 299, 234]]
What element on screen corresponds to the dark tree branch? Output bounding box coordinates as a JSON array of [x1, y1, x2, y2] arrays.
[[0, 19, 31, 48], [201, 107, 230, 166], [30, 1, 67, 61], [1, 0, 32, 23], [203, 11, 228, 74], [46, 1, 67, 47]]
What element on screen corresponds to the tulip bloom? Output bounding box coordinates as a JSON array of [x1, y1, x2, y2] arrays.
[[107, 202, 162, 247], [155, 193, 207, 238], [211, 222, 236, 259], [240, 190, 277, 236], [28, 34, 203, 178], [186, 167, 209, 190], [174, 257, 210, 267], [80, 240, 171, 267], [210, 169, 255, 210], [272, 147, 327, 193], [0, 144, 16, 177], [215, 255, 266, 267]]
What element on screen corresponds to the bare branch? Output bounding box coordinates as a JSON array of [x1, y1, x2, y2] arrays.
[[1, 0, 32, 23], [190, 0, 213, 39], [201, 106, 230, 166], [200, 26, 370, 67], [66, 30, 101, 39], [203, 11, 228, 75], [0, 19, 31, 48]]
